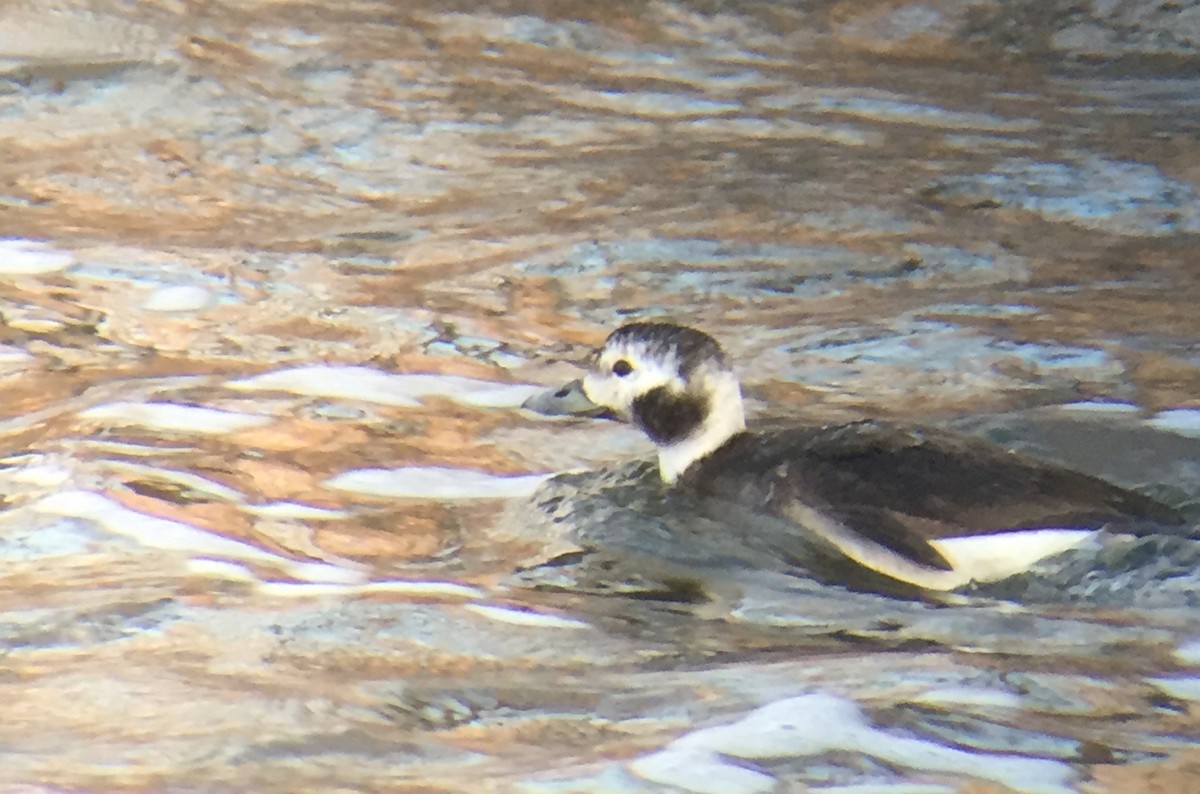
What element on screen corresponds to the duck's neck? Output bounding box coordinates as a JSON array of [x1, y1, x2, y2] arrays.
[[632, 370, 745, 484]]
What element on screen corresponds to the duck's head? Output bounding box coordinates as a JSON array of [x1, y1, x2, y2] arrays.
[[525, 322, 746, 483]]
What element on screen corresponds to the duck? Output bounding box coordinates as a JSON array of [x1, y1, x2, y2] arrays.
[[522, 321, 1187, 592]]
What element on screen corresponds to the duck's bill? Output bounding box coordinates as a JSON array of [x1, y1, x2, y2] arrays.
[[521, 379, 615, 419]]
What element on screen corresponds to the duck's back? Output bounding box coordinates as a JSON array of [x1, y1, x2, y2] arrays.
[[682, 420, 1187, 574]]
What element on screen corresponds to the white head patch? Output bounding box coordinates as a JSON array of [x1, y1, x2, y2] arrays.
[[580, 324, 747, 482], [582, 337, 687, 420]]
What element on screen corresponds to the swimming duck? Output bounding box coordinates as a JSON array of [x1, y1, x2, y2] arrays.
[[524, 322, 1186, 591]]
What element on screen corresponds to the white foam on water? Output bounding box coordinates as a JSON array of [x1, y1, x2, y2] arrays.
[[6, 317, 63, 333], [228, 366, 540, 408], [256, 579, 482, 599], [242, 502, 349, 520], [0, 344, 35, 363], [255, 582, 385, 598], [1056, 403, 1200, 438], [360, 580, 483, 599], [912, 687, 1023, 709], [142, 284, 214, 312], [1057, 400, 1138, 414], [1147, 676, 1200, 702], [80, 402, 272, 434], [101, 461, 245, 502], [1175, 639, 1200, 666], [464, 604, 590, 629], [6, 461, 74, 487], [75, 438, 198, 456], [32, 490, 366, 584], [630, 693, 1075, 794], [179, 568, 481, 598], [0, 238, 75, 274], [631, 747, 775, 794], [186, 558, 260, 582], [325, 466, 550, 499], [1146, 408, 1200, 438], [284, 559, 368, 585], [812, 785, 954, 794]]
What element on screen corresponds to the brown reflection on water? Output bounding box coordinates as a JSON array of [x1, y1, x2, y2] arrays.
[[0, 0, 1198, 791]]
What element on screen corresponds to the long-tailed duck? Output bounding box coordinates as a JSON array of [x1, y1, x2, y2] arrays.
[[523, 322, 1185, 591]]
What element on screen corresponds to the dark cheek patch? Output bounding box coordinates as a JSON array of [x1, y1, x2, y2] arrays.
[[632, 387, 707, 445]]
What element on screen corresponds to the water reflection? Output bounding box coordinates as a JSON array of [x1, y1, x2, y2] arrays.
[[0, 0, 1198, 791]]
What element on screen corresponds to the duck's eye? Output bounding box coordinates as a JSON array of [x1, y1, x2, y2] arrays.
[[611, 359, 633, 377]]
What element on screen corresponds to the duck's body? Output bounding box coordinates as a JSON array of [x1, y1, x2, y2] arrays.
[[526, 322, 1186, 591], [679, 421, 1179, 590]]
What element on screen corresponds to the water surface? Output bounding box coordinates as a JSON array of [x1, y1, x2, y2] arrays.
[[1, 1, 1199, 791]]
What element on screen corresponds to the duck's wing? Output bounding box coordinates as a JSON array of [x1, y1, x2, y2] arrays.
[[687, 428, 956, 574], [688, 421, 1186, 576], [790, 420, 1185, 537]]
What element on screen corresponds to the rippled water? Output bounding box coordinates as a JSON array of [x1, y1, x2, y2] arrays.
[[1, 1, 1199, 791]]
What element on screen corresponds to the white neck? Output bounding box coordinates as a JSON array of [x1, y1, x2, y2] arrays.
[[657, 371, 745, 483]]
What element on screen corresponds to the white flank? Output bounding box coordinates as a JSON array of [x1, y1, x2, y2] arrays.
[[785, 501, 1093, 591], [929, 530, 1094, 584]]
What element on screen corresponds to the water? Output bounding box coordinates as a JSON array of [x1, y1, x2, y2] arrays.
[[0, 1, 1199, 791]]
